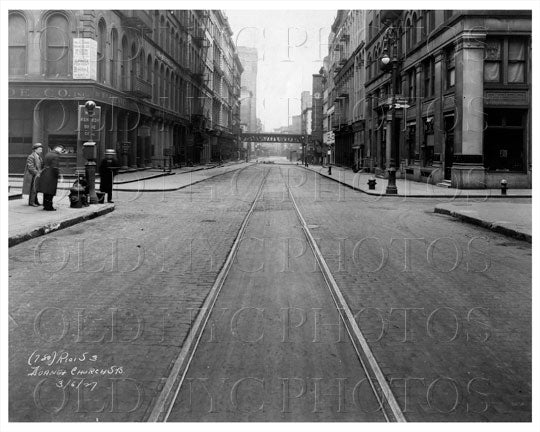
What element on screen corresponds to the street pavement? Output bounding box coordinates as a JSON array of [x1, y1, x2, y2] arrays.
[[7, 164, 531, 422], [8, 162, 252, 247]]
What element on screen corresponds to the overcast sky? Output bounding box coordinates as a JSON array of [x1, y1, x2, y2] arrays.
[[226, 10, 336, 131]]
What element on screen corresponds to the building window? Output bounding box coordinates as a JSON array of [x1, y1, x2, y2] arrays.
[[408, 68, 416, 102], [110, 28, 118, 86], [423, 57, 435, 97], [97, 20, 107, 83], [427, 10, 435, 32], [508, 38, 526, 83], [484, 39, 502, 82], [484, 109, 526, 171], [45, 13, 70, 77], [411, 13, 417, 46], [416, 13, 423, 43], [446, 45, 456, 89], [406, 18, 412, 52], [9, 13, 27, 75], [368, 21, 373, 40]]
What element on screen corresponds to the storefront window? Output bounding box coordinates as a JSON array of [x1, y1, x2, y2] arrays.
[[484, 109, 525, 171]]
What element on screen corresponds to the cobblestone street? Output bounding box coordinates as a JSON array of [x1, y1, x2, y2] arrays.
[[8, 165, 531, 422]]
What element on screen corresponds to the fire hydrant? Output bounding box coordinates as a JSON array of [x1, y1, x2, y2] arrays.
[[69, 173, 88, 208], [500, 179, 508, 195], [328, 165, 332, 175], [367, 177, 377, 190]]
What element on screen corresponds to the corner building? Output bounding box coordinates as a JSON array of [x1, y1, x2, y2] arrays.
[[363, 10, 531, 188], [8, 10, 243, 174]]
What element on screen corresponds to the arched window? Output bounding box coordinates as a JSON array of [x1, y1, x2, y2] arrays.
[[130, 42, 137, 86], [139, 48, 145, 80], [406, 18, 412, 52], [367, 53, 372, 80], [374, 48, 379, 76], [153, 60, 159, 103], [159, 64, 165, 105], [165, 68, 170, 109], [97, 19, 107, 83], [411, 14, 417, 46], [159, 16, 165, 47], [121, 36, 128, 90], [45, 13, 70, 77], [110, 28, 118, 86], [147, 54, 152, 82], [9, 13, 27, 75], [166, 22, 170, 53]]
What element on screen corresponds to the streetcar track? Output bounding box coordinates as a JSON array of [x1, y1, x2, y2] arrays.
[[145, 165, 271, 422], [278, 165, 407, 423]]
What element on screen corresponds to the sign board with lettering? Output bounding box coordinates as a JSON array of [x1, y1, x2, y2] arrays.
[[77, 105, 101, 142], [73, 38, 97, 80]]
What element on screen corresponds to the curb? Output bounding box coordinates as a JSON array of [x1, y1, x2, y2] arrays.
[[434, 207, 531, 243], [9, 193, 22, 200], [302, 167, 532, 199], [8, 204, 116, 248]]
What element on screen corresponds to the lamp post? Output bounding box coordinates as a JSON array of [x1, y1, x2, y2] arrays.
[[380, 25, 399, 195], [82, 100, 99, 204]]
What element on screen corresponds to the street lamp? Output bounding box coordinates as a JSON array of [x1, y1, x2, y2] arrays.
[[380, 25, 400, 195], [82, 100, 99, 204]]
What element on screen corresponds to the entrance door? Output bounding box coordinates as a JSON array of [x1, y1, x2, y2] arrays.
[[444, 115, 455, 180]]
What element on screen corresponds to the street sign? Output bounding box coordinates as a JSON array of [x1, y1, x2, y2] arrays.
[[394, 103, 410, 109], [77, 105, 101, 142]]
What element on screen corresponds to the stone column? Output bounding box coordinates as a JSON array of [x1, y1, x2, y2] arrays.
[[120, 115, 129, 170], [432, 50, 444, 183], [32, 102, 43, 145], [452, 32, 486, 188], [129, 114, 138, 170]]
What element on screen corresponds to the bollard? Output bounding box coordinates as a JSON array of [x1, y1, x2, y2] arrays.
[[367, 177, 377, 190], [500, 179, 507, 195], [328, 165, 332, 175]]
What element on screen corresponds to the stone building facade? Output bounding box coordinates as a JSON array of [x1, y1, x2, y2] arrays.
[[8, 10, 243, 174], [319, 10, 531, 188]]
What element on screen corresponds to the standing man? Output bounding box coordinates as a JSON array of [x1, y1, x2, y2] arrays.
[[37, 145, 63, 211], [22, 143, 43, 207], [99, 149, 120, 203]]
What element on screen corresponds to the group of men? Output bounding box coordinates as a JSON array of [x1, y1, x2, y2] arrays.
[[22, 143, 119, 210]]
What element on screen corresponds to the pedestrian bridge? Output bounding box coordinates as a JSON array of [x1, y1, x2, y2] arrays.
[[239, 133, 306, 143]]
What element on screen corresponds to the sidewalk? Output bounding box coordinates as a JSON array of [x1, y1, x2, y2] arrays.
[[7, 160, 247, 190], [9, 196, 115, 247], [303, 164, 532, 198], [8, 161, 250, 247], [435, 201, 532, 242]]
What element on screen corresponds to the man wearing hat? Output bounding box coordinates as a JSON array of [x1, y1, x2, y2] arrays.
[[37, 145, 64, 211], [99, 149, 120, 203], [22, 143, 43, 207]]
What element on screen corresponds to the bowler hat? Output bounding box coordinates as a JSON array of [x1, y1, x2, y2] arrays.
[[32, 143, 43, 149]]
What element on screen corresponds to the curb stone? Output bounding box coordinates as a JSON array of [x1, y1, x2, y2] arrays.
[[434, 206, 531, 243], [302, 166, 532, 199], [8, 204, 115, 248]]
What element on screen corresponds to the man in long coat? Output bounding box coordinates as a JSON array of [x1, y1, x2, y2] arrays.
[[22, 143, 43, 206], [37, 145, 63, 211], [99, 149, 120, 203]]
